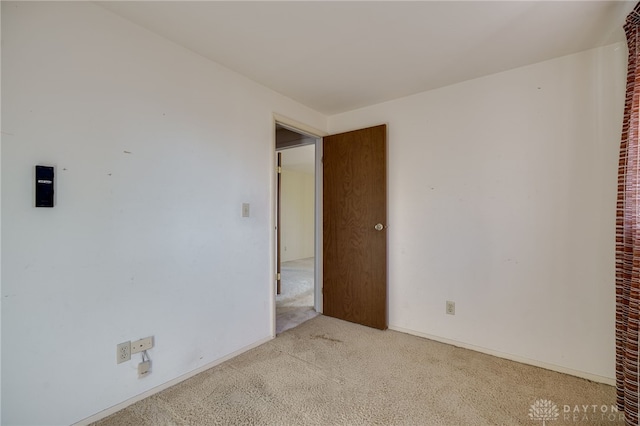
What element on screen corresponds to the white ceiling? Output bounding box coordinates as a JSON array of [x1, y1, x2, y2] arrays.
[[97, 1, 634, 115]]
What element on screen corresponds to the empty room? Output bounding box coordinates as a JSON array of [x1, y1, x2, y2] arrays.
[[3, 1, 639, 425]]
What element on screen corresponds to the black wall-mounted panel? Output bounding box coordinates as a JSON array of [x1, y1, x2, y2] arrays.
[[35, 165, 54, 207]]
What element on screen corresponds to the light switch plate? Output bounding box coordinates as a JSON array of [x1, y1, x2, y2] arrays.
[[242, 203, 250, 218]]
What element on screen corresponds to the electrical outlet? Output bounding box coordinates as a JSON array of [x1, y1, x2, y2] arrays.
[[117, 341, 131, 364], [446, 301, 455, 315], [131, 336, 154, 354], [242, 203, 250, 218], [138, 360, 151, 378]]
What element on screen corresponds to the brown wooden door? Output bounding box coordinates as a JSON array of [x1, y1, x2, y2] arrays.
[[323, 124, 387, 330]]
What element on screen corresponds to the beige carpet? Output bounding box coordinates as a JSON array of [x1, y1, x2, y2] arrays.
[[94, 315, 623, 425], [276, 257, 318, 335]]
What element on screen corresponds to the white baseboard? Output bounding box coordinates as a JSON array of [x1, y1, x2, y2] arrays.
[[388, 325, 615, 386], [73, 335, 274, 426]]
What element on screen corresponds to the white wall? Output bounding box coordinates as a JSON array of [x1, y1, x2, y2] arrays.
[[329, 43, 627, 381], [1, 3, 326, 425], [280, 168, 314, 262]]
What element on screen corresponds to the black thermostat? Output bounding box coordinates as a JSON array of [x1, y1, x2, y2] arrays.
[[35, 165, 54, 207]]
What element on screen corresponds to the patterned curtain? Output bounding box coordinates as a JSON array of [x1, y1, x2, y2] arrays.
[[617, 4, 640, 425]]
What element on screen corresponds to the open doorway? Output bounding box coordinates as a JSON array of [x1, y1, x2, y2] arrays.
[[275, 124, 320, 334]]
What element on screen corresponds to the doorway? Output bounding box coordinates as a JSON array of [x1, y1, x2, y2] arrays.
[[275, 123, 321, 334], [272, 118, 388, 334]]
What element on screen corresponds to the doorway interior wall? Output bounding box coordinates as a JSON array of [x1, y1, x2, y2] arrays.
[[273, 115, 326, 335]]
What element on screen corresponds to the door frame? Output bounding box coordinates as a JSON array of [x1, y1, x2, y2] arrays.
[[272, 113, 327, 337]]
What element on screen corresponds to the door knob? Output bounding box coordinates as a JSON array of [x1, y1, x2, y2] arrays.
[[374, 223, 384, 231]]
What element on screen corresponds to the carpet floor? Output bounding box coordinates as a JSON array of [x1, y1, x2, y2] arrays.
[[276, 257, 318, 335], [94, 315, 623, 425]]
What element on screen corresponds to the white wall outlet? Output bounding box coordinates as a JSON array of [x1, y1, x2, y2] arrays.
[[446, 300, 455, 315], [131, 336, 153, 354], [242, 203, 250, 218], [138, 360, 151, 378], [116, 341, 131, 364]]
